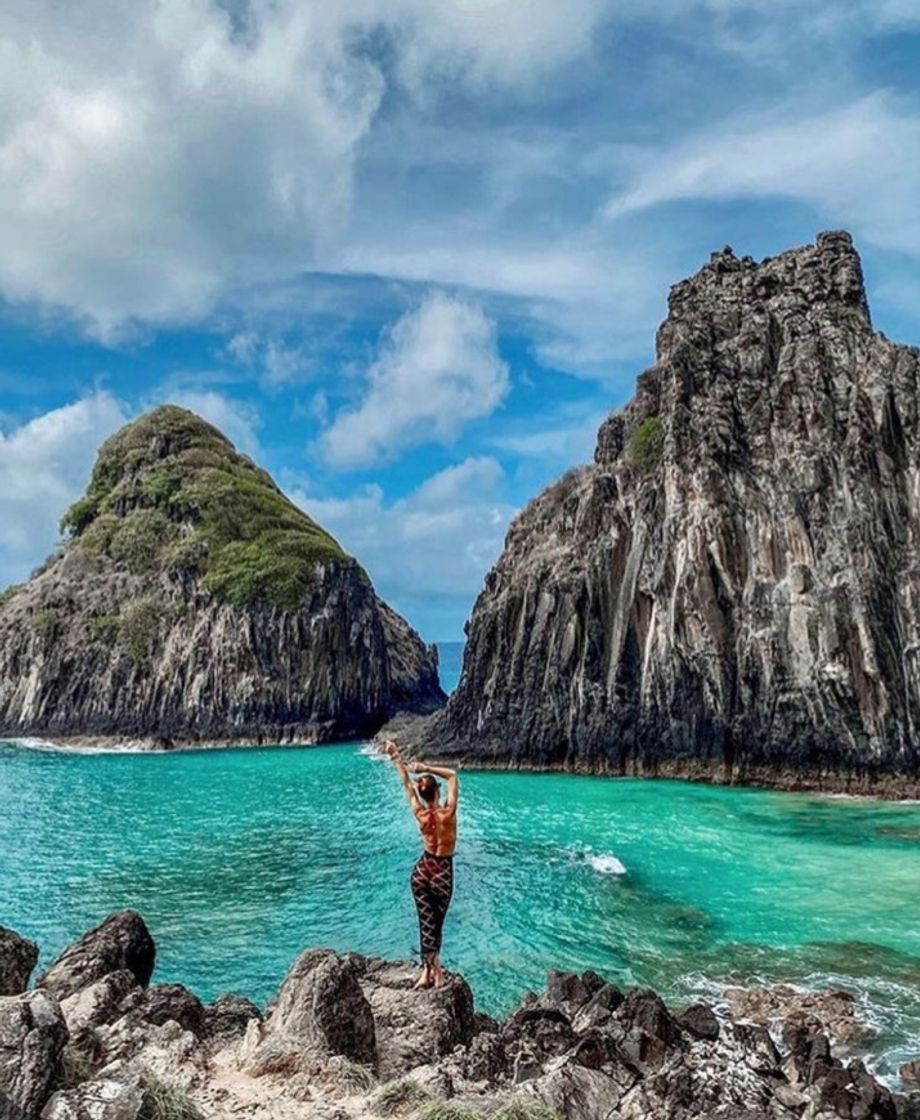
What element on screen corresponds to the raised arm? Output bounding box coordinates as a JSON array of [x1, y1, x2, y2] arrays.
[[385, 741, 422, 810]]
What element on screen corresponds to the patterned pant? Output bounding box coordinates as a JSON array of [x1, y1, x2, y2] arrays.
[[410, 852, 454, 960]]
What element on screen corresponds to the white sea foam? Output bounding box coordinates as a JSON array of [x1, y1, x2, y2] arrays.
[[587, 852, 628, 875], [564, 847, 627, 875], [1, 737, 150, 755]]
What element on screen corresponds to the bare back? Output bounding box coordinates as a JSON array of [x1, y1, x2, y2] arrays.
[[414, 803, 457, 857]]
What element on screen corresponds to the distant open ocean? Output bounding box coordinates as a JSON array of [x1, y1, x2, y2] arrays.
[[436, 640, 464, 693]]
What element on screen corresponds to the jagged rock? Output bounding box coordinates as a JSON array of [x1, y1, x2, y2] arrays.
[[504, 1006, 577, 1067], [901, 1060, 920, 1085], [728, 985, 871, 1046], [416, 231, 920, 795], [0, 405, 443, 747], [734, 1022, 781, 1074], [782, 1024, 834, 1087], [11, 921, 905, 1120], [527, 1063, 626, 1120], [130, 984, 204, 1036], [617, 988, 681, 1068], [804, 1059, 897, 1120], [676, 1002, 720, 1041], [0, 926, 39, 996], [38, 912, 155, 1001], [459, 1032, 508, 1084], [41, 1078, 144, 1120], [571, 982, 624, 1033], [894, 1092, 920, 1120], [357, 959, 475, 1080], [60, 971, 140, 1043], [264, 949, 375, 1065], [0, 990, 67, 1120], [94, 1018, 204, 1091], [542, 971, 601, 1017], [201, 994, 262, 1047]]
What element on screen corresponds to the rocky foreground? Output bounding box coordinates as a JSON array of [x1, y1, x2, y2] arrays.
[[416, 231, 920, 796], [1, 913, 918, 1120], [0, 406, 442, 747]]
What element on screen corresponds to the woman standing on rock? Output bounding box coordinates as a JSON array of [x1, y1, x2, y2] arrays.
[[385, 740, 459, 990]]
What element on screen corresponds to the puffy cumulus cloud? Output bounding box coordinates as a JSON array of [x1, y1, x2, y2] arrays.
[[605, 94, 920, 256], [0, 0, 612, 337], [0, 392, 129, 587], [287, 455, 515, 633], [0, 1, 384, 337], [319, 292, 510, 468]]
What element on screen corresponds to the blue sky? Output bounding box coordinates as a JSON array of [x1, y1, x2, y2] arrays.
[[1, 1, 920, 640]]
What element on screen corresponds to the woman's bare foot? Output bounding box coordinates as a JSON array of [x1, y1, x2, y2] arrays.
[[414, 965, 433, 989], [430, 957, 447, 988]]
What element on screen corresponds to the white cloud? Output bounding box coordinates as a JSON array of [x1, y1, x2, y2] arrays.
[[494, 409, 607, 463], [605, 94, 920, 256], [0, 393, 129, 587], [287, 456, 515, 625], [0, 0, 613, 337], [225, 332, 312, 385], [391, 0, 611, 90], [319, 292, 510, 468]]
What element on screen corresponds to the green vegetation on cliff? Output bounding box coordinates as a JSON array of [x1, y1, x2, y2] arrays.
[[627, 415, 663, 472], [61, 405, 351, 610]]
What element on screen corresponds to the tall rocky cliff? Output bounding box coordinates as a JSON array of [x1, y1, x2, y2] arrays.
[[426, 231, 920, 795], [0, 406, 442, 746]]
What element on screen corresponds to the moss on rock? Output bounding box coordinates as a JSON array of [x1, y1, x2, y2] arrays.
[[60, 405, 351, 610], [627, 416, 664, 472]]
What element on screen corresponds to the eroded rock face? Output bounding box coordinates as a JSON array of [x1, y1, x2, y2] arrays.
[[0, 990, 67, 1120], [0, 926, 38, 996], [0, 405, 443, 747], [38, 912, 155, 1003], [428, 232, 920, 795], [59, 971, 141, 1045]]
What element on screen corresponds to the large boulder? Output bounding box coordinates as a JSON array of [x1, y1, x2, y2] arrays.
[[265, 949, 375, 1064], [358, 960, 476, 1080], [0, 927, 39, 997], [38, 914, 154, 1002], [40, 1079, 144, 1120], [0, 990, 67, 1120]]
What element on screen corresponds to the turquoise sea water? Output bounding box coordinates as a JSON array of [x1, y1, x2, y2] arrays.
[[0, 644, 918, 1075]]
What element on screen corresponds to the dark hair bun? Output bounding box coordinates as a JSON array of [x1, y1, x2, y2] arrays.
[[417, 774, 439, 803]]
